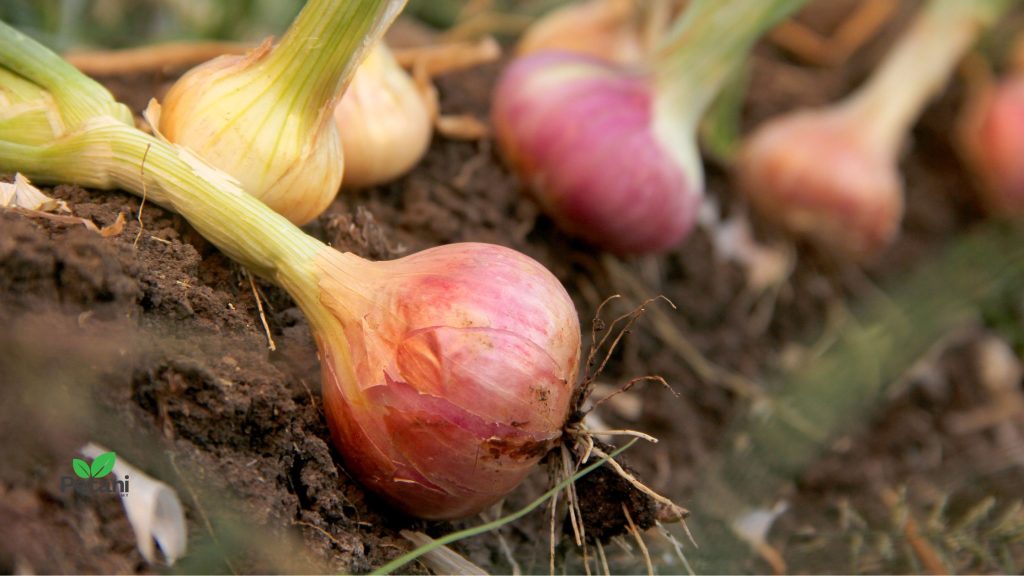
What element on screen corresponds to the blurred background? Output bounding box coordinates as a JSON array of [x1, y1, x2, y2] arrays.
[[0, 0, 578, 50], [3, 0, 1024, 574]]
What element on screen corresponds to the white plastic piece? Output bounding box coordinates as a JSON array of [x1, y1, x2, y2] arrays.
[[81, 443, 187, 565]]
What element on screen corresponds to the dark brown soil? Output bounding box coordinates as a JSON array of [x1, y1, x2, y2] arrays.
[[2, 2, 1024, 573]]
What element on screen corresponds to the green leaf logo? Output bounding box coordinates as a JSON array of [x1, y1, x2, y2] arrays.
[[72, 458, 91, 479], [90, 452, 116, 478], [72, 452, 117, 478]]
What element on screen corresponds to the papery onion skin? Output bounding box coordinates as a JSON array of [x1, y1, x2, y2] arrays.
[[960, 77, 1024, 216], [493, 52, 699, 255], [738, 110, 904, 260], [335, 45, 432, 189], [314, 243, 580, 519]]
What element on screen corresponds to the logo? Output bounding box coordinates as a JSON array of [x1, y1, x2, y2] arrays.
[[73, 451, 116, 479], [61, 451, 129, 495]]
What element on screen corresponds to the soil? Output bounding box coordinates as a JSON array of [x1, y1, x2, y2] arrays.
[[2, 1, 1024, 574]]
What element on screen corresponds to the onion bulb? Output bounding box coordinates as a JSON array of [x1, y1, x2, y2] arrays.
[[493, 0, 808, 254], [738, 0, 1010, 259], [0, 23, 581, 519], [314, 245, 579, 518], [334, 43, 432, 189], [516, 0, 646, 64], [958, 74, 1024, 216], [156, 0, 405, 225]]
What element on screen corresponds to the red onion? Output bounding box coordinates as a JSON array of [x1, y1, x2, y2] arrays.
[[959, 75, 1024, 216], [493, 53, 699, 254], [315, 244, 580, 518], [493, 0, 807, 254], [739, 0, 1010, 259], [0, 21, 582, 519]]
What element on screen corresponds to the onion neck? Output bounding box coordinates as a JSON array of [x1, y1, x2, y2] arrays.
[[0, 15, 370, 391], [0, 68, 62, 144], [839, 0, 1010, 158], [0, 118, 370, 394], [652, 0, 806, 132], [0, 118, 370, 398], [0, 120, 323, 281], [258, 0, 406, 134], [0, 20, 133, 129]]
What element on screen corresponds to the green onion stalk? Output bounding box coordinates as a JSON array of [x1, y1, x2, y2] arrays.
[[0, 23, 132, 130], [491, 0, 808, 255], [0, 66, 64, 145], [153, 0, 405, 225], [0, 19, 582, 521]]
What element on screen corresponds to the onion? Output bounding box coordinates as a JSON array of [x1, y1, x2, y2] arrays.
[[155, 0, 405, 225], [0, 21, 582, 520], [0, 27, 131, 136], [959, 74, 1024, 216], [515, 0, 646, 64], [315, 245, 579, 518], [493, 0, 808, 254], [333, 43, 433, 189], [738, 0, 1011, 259]]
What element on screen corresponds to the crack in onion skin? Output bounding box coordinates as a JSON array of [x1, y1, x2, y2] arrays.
[[738, 110, 904, 260], [960, 77, 1024, 216], [492, 52, 700, 255], [314, 243, 580, 519]]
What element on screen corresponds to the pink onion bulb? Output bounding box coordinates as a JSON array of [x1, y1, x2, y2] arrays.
[[492, 52, 699, 254], [493, 0, 810, 254], [313, 243, 581, 519], [738, 108, 904, 259], [959, 76, 1024, 216], [738, 0, 1008, 259], [0, 23, 582, 522]]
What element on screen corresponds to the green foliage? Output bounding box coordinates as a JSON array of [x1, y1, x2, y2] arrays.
[[0, 0, 304, 51], [405, 0, 564, 29], [699, 63, 750, 166], [689, 222, 1024, 572], [840, 491, 1024, 574]]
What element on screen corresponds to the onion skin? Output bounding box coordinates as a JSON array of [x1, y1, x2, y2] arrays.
[[738, 0, 1008, 259], [0, 17, 583, 522], [737, 109, 904, 260], [516, 0, 643, 64], [156, 0, 406, 225], [492, 52, 699, 255], [314, 243, 580, 519], [159, 43, 343, 226], [334, 45, 432, 189], [960, 77, 1024, 216]]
